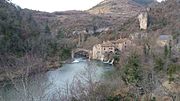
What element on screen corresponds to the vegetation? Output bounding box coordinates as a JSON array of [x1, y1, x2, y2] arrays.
[[123, 54, 142, 84], [154, 57, 165, 72], [0, 0, 74, 83], [167, 64, 177, 83], [0, 0, 180, 101]]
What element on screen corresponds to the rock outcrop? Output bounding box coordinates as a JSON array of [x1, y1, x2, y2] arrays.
[[138, 12, 148, 30]]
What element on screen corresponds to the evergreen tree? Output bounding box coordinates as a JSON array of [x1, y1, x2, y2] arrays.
[[45, 25, 50, 34], [164, 45, 169, 58], [154, 57, 164, 72], [123, 54, 142, 84], [167, 64, 176, 83]]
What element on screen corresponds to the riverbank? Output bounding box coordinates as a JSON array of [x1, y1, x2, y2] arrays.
[[0, 59, 70, 85], [0, 57, 91, 85], [0, 59, 114, 101], [0, 58, 109, 86]]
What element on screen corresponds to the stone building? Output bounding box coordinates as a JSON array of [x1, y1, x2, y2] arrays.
[[92, 41, 115, 61], [92, 44, 103, 60], [138, 12, 148, 30], [101, 41, 115, 53], [92, 38, 133, 60], [111, 38, 132, 51]]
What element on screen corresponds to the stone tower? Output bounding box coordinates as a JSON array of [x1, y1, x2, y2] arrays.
[[138, 12, 148, 30]]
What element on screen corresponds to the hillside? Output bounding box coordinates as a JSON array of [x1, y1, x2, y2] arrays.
[[88, 0, 143, 16], [0, 0, 180, 101], [28, 0, 149, 36], [0, 0, 40, 55], [149, 0, 180, 34], [0, 0, 75, 81]]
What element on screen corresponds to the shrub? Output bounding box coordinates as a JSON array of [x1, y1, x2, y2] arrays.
[[123, 54, 142, 84], [154, 57, 165, 72]]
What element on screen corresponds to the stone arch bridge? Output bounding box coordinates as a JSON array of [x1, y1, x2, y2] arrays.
[[71, 48, 92, 59]]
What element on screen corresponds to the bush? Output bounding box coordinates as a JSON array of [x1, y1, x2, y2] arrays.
[[154, 57, 165, 72], [59, 48, 71, 60], [167, 64, 177, 83], [151, 97, 156, 101], [123, 54, 142, 84]]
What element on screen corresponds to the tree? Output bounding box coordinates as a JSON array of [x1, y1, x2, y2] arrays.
[[167, 64, 176, 83], [45, 25, 50, 34], [164, 45, 169, 58], [57, 29, 65, 38], [154, 57, 164, 72], [123, 53, 142, 84], [168, 41, 172, 58]]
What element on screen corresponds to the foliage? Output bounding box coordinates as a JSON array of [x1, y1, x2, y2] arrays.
[[123, 53, 142, 84], [151, 97, 156, 101], [167, 64, 177, 83], [47, 40, 58, 57], [45, 25, 51, 34], [154, 57, 165, 72], [0, 0, 73, 62], [169, 42, 172, 58], [0, 0, 41, 56], [57, 29, 65, 38], [59, 48, 71, 61], [149, 17, 168, 31], [164, 45, 169, 58], [106, 95, 123, 101], [113, 54, 120, 63], [164, 43, 172, 58]]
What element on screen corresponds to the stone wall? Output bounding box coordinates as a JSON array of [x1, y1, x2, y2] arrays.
[[92, 44, 103, 60], [92, 38, 134, 61]]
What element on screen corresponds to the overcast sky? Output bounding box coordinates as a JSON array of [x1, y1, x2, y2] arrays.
[[11, 0, 164, 12], [11, 0, 103, 12], [157, 0, 165, 2]]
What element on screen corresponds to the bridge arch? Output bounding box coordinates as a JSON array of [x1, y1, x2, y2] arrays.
[[71, 48, 91, 59]]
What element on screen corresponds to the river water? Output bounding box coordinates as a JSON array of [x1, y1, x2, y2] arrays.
[[0, 58, 113, 101]]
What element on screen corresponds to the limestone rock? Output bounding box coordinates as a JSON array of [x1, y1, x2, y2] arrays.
[[138, 12, 148, 30]]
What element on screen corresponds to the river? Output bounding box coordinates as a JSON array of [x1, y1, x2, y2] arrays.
[[0, 58, 113, 101]]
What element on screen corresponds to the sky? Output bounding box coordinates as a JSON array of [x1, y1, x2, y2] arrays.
[[157, 0, 165, 2], [11, 0, 164, 12], [11, 0, 103, 12]]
